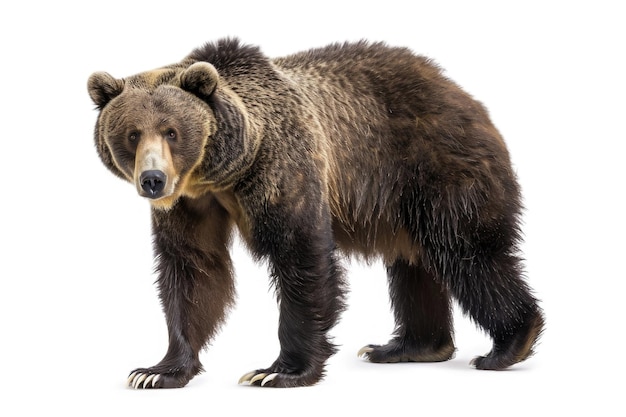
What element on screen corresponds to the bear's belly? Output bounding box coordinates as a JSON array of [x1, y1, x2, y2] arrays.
[[332, 219, 420, 265]]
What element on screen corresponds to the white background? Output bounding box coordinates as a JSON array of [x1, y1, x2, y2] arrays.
[[1, 0, 623, 415]]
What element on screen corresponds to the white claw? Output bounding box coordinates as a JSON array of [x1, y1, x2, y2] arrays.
[[151, 374, 160, 387], [249, 373, 268, 385], [131, 373, 141, 388], [261, 373, 278, 387], [134, 373, 147, 389], [357, 346, 374, 358], [238, 371, 257, 385], [127, 372, 138, 387], [143, 374, 155, 388]]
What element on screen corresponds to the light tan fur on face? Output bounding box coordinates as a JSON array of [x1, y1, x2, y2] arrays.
[[142, 134, 214, 211], [134, 134, 178, 201]]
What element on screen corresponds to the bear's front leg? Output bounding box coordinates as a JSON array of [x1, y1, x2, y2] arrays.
[[239, 203, 346, 388], [128, 198, 235, 389]]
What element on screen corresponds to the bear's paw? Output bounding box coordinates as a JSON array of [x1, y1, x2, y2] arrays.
[[357, 340, 456, 363], [238, 371, 279, 387], [127, 364, 199, 389], [128, 371, 161, 389], [237, 365, 323, 388]]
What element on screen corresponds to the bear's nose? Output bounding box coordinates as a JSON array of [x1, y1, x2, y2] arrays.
[[140, 170, 166, 198]]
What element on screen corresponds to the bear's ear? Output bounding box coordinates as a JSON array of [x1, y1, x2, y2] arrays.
[[88, 72, 125, 109], [180, 62, 219, 100]]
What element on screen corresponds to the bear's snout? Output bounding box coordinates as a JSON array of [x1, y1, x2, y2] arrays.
[[140, 170, 166, 198]]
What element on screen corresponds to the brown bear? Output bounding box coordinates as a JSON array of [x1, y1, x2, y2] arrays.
[[88, 38, 544, 389]]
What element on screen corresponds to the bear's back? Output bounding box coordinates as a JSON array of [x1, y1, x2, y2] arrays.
[[270, 42, 508, 261]]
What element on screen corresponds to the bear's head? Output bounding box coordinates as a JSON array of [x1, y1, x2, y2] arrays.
[[88, 62, 247, 210]]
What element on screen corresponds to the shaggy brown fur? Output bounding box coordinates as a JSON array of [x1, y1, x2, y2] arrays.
[[88, 38, 544, 388]]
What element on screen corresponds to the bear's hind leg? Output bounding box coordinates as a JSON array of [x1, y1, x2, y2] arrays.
[[454, 250, 544, 370], [359, 259, 455, 363], [418, 195, 544, 370], [455, 253, 544, 370]]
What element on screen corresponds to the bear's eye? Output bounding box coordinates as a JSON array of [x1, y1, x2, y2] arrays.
[[128, 132, 139, 142], [166, 129, 177, 141]]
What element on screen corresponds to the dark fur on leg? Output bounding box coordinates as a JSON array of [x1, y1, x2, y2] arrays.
[[363, 259, 455, 363], [128, 196, 236, 388], [471, 309, 544, 370], [405, 157, 544, 370], [239, 192, 347, 387]]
